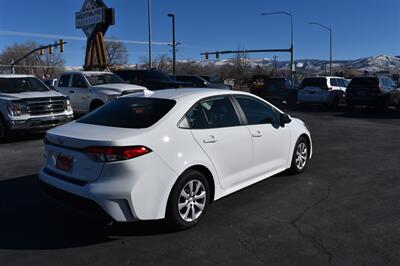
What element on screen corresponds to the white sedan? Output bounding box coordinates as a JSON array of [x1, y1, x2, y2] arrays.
[[39, 89, 312, 229]]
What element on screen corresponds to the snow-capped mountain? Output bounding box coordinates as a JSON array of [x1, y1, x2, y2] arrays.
[[196, 55, 400, 74]]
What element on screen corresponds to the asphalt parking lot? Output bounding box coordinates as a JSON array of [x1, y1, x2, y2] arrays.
[[0, 105, 399, 266]]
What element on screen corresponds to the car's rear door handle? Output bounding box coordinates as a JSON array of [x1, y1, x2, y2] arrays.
[[69, 90, 75, 93], [203, 135, 217, 144], [252, 130, 263, 138]]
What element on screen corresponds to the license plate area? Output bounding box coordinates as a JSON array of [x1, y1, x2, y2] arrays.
[[56, 154, 73, 173]]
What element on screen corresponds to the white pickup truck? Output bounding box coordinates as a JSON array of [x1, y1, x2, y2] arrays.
[[55, 71, 147, 114], [0, 74, 74, 139]]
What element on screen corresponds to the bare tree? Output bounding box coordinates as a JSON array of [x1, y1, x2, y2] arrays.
[[0, 41, 65, 78], [105, 39, 129, 66]]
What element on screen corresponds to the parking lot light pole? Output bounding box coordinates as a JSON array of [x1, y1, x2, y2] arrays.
[[261, 11, 294, 78], [309, 22, 332, 76], [147, 0, 152, 69], [168, 13, 176, 75]]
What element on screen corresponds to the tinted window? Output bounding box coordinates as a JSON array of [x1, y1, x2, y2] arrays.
[[78, 98, 176, 129], [72, 75, 87, 88], [235, 96, 279, 125], [330, 78, 338, 86], [348, 77, 379, 88], [0, 77, 49, 93], [185, 97, 239, 129], [301, 78, 327, 88], [58, 75, 71, 87]]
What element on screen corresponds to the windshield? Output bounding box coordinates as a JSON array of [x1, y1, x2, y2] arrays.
[[0, 77, 49, 93], [85, 73, 126, 86], [77, 97, 176, 129]]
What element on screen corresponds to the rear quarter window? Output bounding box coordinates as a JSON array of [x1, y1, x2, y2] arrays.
[[77, 97, 176, 128]]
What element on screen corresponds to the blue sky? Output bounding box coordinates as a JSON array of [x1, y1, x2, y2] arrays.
[[0, 0, 399, 66]]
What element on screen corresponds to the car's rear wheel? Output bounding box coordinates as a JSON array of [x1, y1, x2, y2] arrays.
[[166, 170, 210, 230], [289, 137, 309, 174]]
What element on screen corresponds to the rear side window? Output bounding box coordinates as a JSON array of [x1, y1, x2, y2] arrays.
[[348, 78, 379, 87], [78, 98, 176, 128], [58, 75, 71, 87], [301, 78, 327, 88], [235, 96, 279, 125], [185, 97, 239, 129]]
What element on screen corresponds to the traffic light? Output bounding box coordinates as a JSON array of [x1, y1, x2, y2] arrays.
[[59, 39, 64, 53], [216, 52, 220, 59], [48, 46, 53, 54], [205, 52, 209, 60], [39, 49, 44, 56]]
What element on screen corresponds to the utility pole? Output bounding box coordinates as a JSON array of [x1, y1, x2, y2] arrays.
[[147, 0, 152, 69], [309, 22, 333, 76], [261, 12, 295, 78], [273, 55, 279, 73], [168, 13, 177, 75]]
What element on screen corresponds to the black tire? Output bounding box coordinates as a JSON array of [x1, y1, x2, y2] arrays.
[[329, 96, 339, 107], [90, 100, 104, 112], [0, 117, 8, 141], [289, 137, 310, 174], [375, 97, 389, 111], [347, 103, 355, 111], [166, 170, 210, 230]]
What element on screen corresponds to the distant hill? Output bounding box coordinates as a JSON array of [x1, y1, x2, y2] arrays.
[[196, 55, 400, 74]]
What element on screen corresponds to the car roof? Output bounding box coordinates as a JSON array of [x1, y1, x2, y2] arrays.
[[59, 71, 112, 75], [125, 88, 249, 101], [0, 74, 36, 78]]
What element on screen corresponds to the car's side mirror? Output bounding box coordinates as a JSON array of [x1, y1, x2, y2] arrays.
[[280, 113, 292, 127]]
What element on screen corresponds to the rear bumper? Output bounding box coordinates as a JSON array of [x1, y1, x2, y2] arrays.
[[38, 152, 178, 222], [40, 180, 114, 223], [346, 95, 384, 106], [7, 114, 74, 131], [298, 92, 336, 104]]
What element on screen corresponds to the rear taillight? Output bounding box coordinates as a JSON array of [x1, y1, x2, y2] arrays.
[[84, 146, 152, 162], [327, 86, 333, 91]]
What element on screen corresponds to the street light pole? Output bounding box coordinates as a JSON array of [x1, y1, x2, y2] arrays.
[[147, 0, 152, 69], [309, 22, 333, 76], [168, 13, 176, 75], [261, 12, 294, 78]]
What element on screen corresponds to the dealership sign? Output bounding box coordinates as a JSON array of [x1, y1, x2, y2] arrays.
[[76, 0, 106, 37]]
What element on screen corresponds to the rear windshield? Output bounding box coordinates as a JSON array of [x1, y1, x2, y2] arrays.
[[300, 78, 327, 88], [85, 73, 126, 86], [77, 97, 176, 128], [0, 77, 49, 93], [348, 77, 379, 87]]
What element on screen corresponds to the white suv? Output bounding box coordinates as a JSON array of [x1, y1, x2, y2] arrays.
[[298, 76, 348, 106], [0, 74, 73, 139], [56, 71, 147, 114]]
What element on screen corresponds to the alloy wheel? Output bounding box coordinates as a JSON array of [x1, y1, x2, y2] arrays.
[[178, 180, 206, 222], [295, 142, 308, 170]]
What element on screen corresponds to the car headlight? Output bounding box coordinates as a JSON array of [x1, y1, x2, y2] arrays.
[[7, 102, 28, 116], [105, 95, 118, 103], [64, 99, 72, 112]]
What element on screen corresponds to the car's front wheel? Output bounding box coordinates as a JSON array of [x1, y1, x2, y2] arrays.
[[289, 137, 309, 174], [0, 117, 8, 140], [166, 170, 210, 230]]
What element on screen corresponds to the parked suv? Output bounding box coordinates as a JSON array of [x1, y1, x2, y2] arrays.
[[114, 70, 192, 90], [346, 76, 400, 110], [0, 74, 73, 139], [174, 75, 230, 89], [298, 76, 347, 106], [250, 77, 299, 105], [56, 71, 147, 114]]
